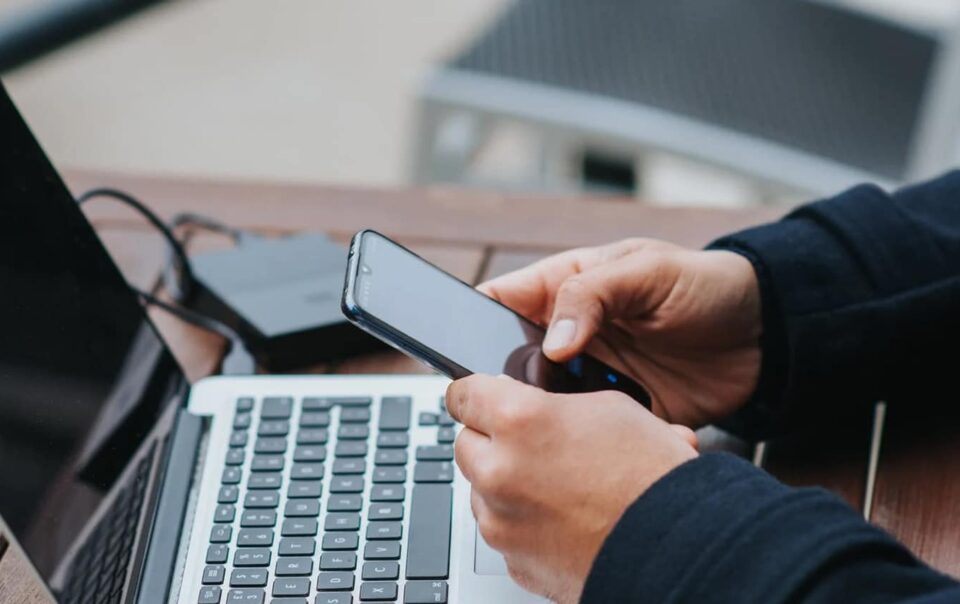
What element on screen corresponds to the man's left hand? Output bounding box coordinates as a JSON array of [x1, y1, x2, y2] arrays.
[[446, 374, 699, 604]]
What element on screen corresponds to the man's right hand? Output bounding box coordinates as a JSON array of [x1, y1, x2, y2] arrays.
[[479, 238, 763, 428]]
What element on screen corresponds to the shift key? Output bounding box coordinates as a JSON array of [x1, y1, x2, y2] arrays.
[[405, 484, 452, 579]]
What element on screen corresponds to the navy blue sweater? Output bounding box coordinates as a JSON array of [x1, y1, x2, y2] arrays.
[[582, 172, 960, 603]]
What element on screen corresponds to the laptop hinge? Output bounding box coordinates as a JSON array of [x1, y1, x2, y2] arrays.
[[133, 408, 204, 604]]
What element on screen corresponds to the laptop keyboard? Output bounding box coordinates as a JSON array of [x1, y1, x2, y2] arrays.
[[61, 447, 156, 604], [197, 395, 457, 604]]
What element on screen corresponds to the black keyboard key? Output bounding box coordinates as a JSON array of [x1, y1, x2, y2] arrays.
[[284, 499, 320, 517], [418, 412, 438, 426], [404, 581, 448, 604], [340, 408, 370, 423], [316, 594, 352, 604], [207, 544, 229, 564], [372, 467, 406, 483], [364, 542, 400, 560], [335, 441, 368, 458], [366, 522, 402, 540], [234, 549, 271, 567], [301, 397, 334, 411], [237, 529, 274, 548], [257, 420, 290, 437], [221, 467, 242, 485], [405, 484, 452, 579], [379, 397, 411, 430], [281, 518, 318, 537], [203, 565, 226, 585], [327, 495, 363, 512], [317, 572, 355, 591], [272, 599, 306, 604], [236, 397, 254, 412], [248, 473, 282, 490], [234, 413, 252, 430], [322, 533, 359, 551], [261, 397, 293, 419], [300, 412, 331, 427], [359, 582, 397, 601], [416, 445, 453, 461], [276, 557, 313, 576], [330, 477, 364, 493], [210, 525, 232, 544], [215, 504, 236, 523], [376, 433, 409, 449], [229, 431, 249, 448], [273, 578, 311, 597], [219, 485, 240, 503], [332, 459, 365, 475], [296, 428, 329, 445], [368, 503, 403, 521], [251, 455, 285, 472], [370, 485, 405, 502], [293, 445, 326, 463], [198, 586, 222, 604], [331, 396, 372, 407], [241, 511, 277, 528], [245, 491, 280, 508], [226, 589, 264, 604], [230, 568, 268, 587], [254, 437, 287, 454], [278, 537, 315, 557], [324, 513, 360, 531], [374, 450, 407, 466], [225, 448, 245, 466], [320, 552, 357, 570], [338, 425, 369, 440], [437, 413, 456, 427], [436, 427, 456, 444], [361, 562, 399, 581], [413, 462, 454, 483], [287, 481, 323, 498], [290, 463, 325, 480]]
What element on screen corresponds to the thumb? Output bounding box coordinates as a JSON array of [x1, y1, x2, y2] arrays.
[[541, 253, 674, 361]]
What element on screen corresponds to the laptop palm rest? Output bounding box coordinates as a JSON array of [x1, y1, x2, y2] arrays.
[[474, 526, 509, 575]]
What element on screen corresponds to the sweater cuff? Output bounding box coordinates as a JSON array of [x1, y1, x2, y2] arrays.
[[581, 453, 903, 604]]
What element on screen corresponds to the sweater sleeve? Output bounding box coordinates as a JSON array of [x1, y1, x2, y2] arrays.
[[708, 171, 960, 438], [581, 454, 960, 604]]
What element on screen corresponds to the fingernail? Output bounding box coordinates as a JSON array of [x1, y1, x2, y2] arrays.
[[543, 319, 576, 352]]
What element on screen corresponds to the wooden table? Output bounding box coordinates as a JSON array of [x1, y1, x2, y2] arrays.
[[2, 170, 959, 601]]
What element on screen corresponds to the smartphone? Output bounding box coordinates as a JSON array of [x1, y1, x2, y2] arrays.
[[342, 229, 651, 407]]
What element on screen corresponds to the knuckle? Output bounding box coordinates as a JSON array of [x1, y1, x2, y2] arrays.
[[495, 399, 543, 432], [474, 456, 515, 499], [478, 517, 510, 550]]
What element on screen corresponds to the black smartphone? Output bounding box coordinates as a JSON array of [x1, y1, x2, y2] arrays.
[[342, 229, 651, 407]]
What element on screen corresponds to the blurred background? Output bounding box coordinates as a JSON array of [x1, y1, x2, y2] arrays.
[[3, 0, 960, 208]]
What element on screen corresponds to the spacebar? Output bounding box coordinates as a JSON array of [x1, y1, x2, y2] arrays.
[[405, 483, 453, 579]]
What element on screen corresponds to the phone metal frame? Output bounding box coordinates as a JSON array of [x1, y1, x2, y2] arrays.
[[342, 229, 475, 380]]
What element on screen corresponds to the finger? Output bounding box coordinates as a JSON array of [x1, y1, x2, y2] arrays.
[[542, 252, 677, 361], [479, 239, 653, 324], [446, 374, 541, 436], [454, 426, 493, 484], [670, 424, 699, 450]]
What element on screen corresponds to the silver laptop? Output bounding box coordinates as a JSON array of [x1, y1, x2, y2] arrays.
[[0, 82, 544, 604]]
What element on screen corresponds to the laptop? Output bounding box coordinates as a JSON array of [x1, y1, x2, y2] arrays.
[[0, 83, 544, 604]]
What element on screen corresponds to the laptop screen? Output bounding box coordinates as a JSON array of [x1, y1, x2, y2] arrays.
[[0, 84, 186, 579]]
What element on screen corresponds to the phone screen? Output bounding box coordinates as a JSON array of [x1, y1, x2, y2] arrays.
[[349, 231, 650, 405]]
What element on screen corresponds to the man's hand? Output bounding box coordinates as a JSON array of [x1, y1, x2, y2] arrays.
[[480, 238, 762, 427], [447, 374, 698, 604]]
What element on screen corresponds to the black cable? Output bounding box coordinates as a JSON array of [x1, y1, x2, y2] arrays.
[[77, 187, 257, 375], [133, 287, 256, 376], [77, 187, 195, 299]]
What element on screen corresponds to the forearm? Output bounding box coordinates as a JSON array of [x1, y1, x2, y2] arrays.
[[582, 454, 960, 604], [710, 171, 960, 437]]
